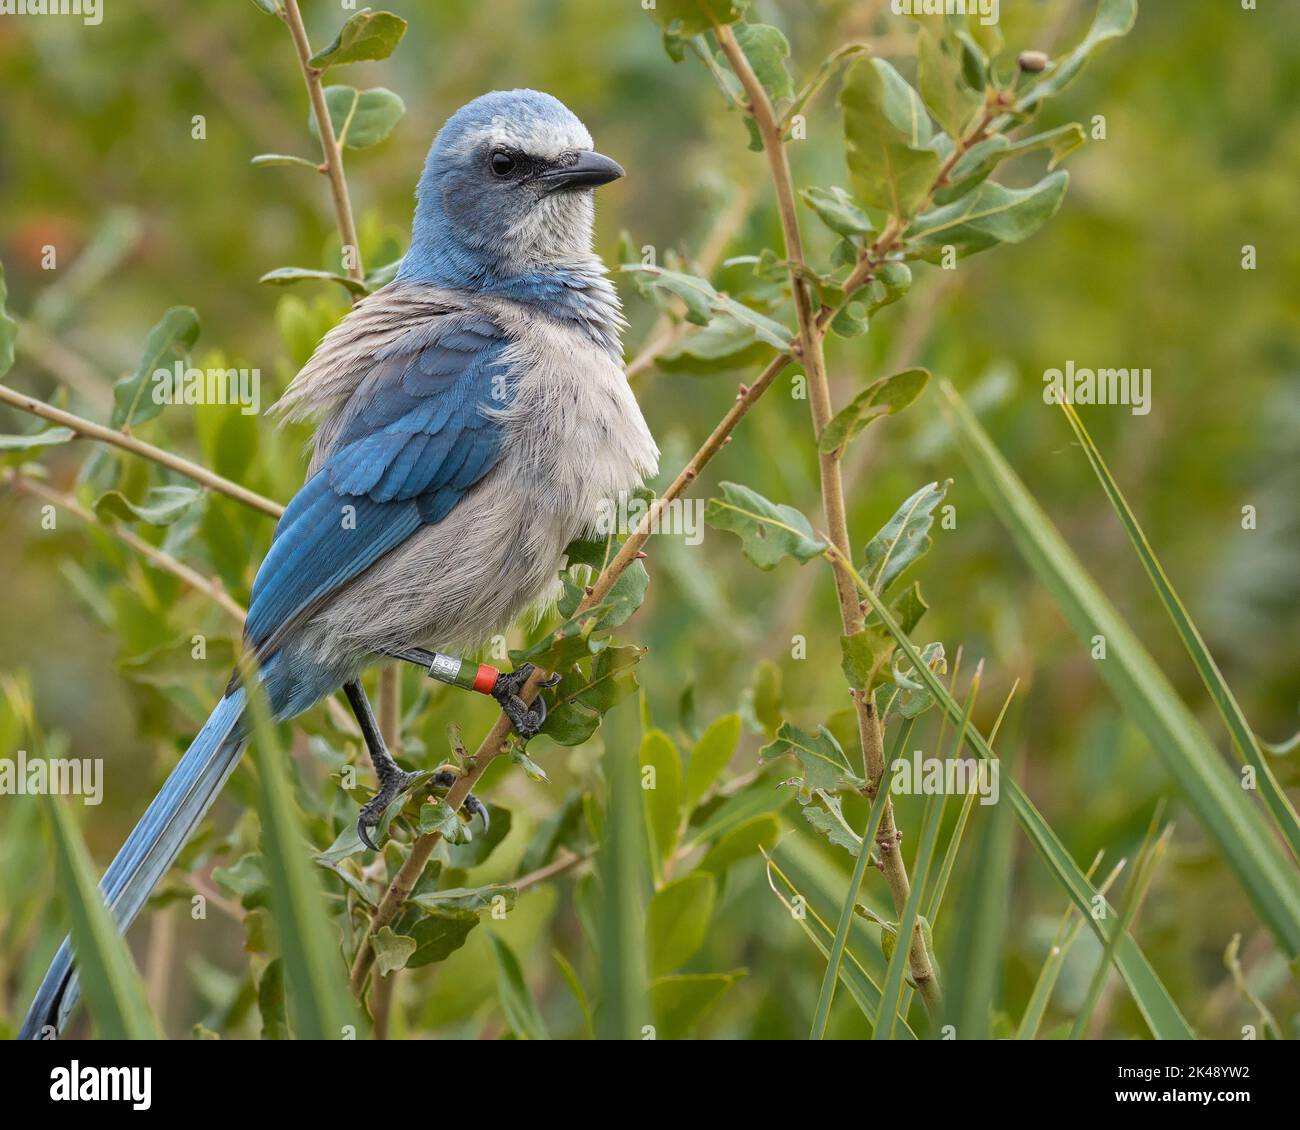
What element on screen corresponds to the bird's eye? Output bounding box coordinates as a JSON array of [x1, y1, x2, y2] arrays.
[[489, 150, 516, 178]]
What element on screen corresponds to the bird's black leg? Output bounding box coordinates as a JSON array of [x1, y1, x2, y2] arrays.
[[343, 680, 417, 850], [381, 648, 560, 743]]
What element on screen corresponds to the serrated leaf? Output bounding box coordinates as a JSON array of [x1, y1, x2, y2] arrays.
[[371, 926, 416, 976], [819, 367, 930, 455], [803, 793, 863, 856], [111, 306, 201, 429], [311, 85, 405, 150], [842, 58, 941, 217], [760, 722, 864, 792], [309, 8, 408, 69], [705, 482, 826, 570], [907, 173, 1069, 262]]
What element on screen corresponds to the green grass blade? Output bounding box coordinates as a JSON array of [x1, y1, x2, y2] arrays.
[[808, 725, 901, 1039], [873, 790, 946, 1039], [244, 675, 361, 1039], [1016, 852, 1124, 1040], [1070, 812, 1172, 1039], [488, 932, 550, 1039], [764, 850, 916, 1039], [596, 696, 647, 1039], [42, 793, 162, 1039], [1058, 399, 1300, 860], [828, 540, 1195, 1038], [940, 380, 1300, 958]]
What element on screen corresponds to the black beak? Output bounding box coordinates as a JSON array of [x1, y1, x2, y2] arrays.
[[536, 150, 625, 195]]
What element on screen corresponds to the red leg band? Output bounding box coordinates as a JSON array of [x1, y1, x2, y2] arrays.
[[472, 665, 498, 694]]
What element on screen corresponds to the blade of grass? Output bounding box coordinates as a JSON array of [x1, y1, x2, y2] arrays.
[[1070, 809, 1173, 1038], [487, 932, 550, 1040], [873, 789, 947, 1038], [824, 542, 1196, 1038], [764, 850, 916, 1039], [940, 380, 1300, 958], [42, 793, 162, 1039], [1017, 852, 1126, 1039], [808, 720, 906, 1039], [244, 672, 361, 1039], [1059, 399, 1300, 860]]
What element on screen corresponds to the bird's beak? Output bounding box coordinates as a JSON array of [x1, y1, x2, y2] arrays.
[[536, 150, 625, 195]]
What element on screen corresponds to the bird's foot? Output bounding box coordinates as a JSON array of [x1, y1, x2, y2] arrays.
[[491, 663, 560, 742], [357, 766, 420, 851], [430, 768, 491, 834]]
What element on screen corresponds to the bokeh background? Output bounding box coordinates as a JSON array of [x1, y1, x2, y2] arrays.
[[1, 0, 1296, 1038]]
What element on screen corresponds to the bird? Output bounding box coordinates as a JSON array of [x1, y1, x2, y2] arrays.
[[20, 89, 659, 1039]]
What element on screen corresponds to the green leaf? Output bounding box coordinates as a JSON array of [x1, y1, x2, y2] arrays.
[[250, 153, 318, 169], [647, 873, 716, 976], [446, 803, 512, 868], [213, 852, 269, 909], [541, 644, 643, 746], [938, 125, 1087, 204], [684, 713, 742, 813], [110, 306, 201, 429], [0, 426, 74, 454], [650, 971, 744, 1039], [841, 58, 941, 217], [906, 172, 1069, 262], [309, 8, 408, 69], [409, 884, 517, 916], [939, 380, 1300, 960], [1058, 400, 1300, 860], [696, 813, 779, 874], [802, 792, 864, 857], [916, 25, 982, 138], [244, 679, 361, 1038], [259, 266, 369, 298], [94, 484, 202, 527], [733, 22, 794, 106], [705, 482, 826, 570], [406, 913, 479, 968], [839, 630, 894, 691], [800, 185, 875, 239], [622, 264, 793, 349], [371, 926, 416, 976], [647, 0, 748, 38], [247, 0, 279, 13], [311, 85, 405, 149], [41, 793, 162, 1038], [863, 479, 949, 593], [0, 259, 17, 378], [639, 729, 684, 865], [760, 722, 864, 792], [654, 314, 773, 374], [1019, 0, 1139, 111], [487, 933, 550, 1039], [819, 367, 930, 455]]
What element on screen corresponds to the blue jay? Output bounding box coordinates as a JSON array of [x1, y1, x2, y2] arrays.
[[21, 89, 659, 1038]]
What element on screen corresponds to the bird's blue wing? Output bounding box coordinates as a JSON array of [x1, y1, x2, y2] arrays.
[[244, 312, 511, 655]]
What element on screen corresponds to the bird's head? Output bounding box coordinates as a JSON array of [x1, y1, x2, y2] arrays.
[[403, 89, 624, 288]]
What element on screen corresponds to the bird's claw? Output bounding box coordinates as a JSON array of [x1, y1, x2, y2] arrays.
[[356, 767, 419, 851], [491, 663, 555, 742]]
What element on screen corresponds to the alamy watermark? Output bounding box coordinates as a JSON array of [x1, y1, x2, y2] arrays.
[[890, 0, 999, 27], [1043, 360, 1151, 416], [152, 360, 261, 416], [1, 750, 103, 805], [0, 0, 101, 26], [594, 490, 705, 546], [890, 749, 1000, 806]]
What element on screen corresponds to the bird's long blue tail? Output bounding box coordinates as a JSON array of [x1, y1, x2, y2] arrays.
[[19, 690, 248, 1039]]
